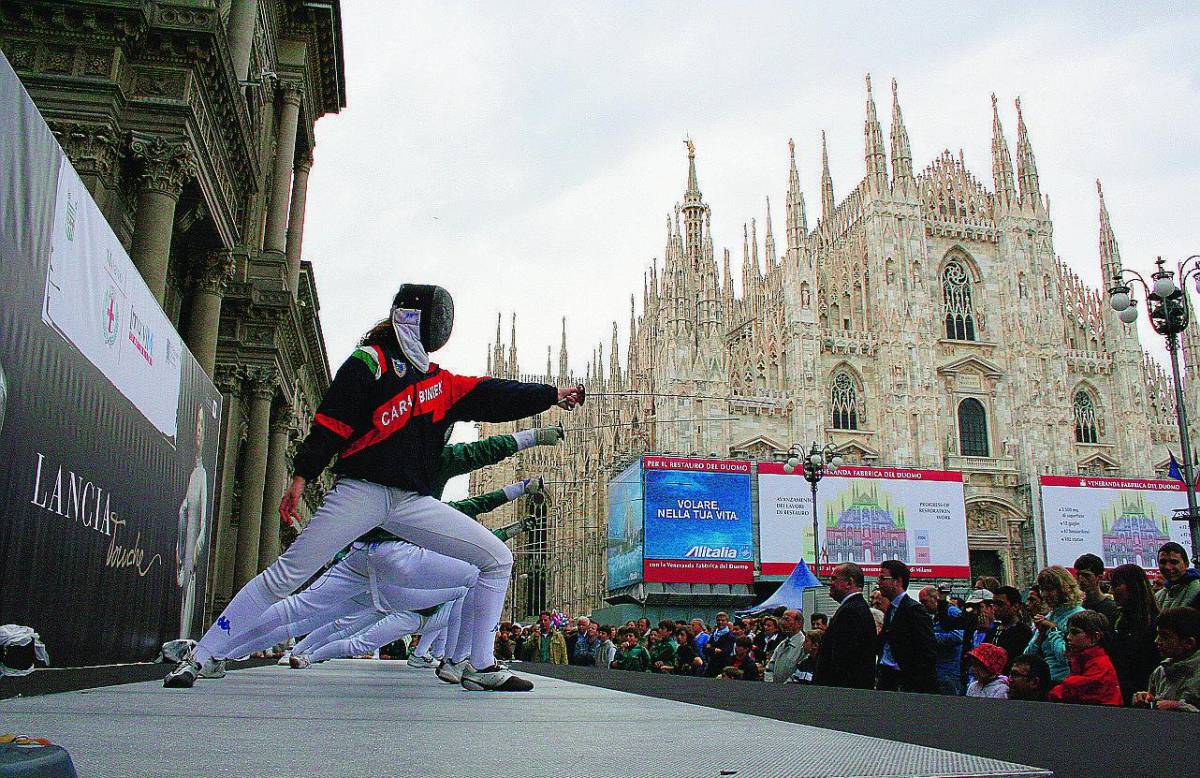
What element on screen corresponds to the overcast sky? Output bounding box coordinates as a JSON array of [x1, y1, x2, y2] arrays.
[[304, 1, 1200, 394]]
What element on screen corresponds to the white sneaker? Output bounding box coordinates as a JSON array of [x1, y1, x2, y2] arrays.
[[198, 658, 226, 679], [461, 664, 533, 692], [436, 658, 472, 684], [289, 654, 312, 670], [163, 656, 201, 688], [276, 652, 292, 666], [407, 653, 437, 669]]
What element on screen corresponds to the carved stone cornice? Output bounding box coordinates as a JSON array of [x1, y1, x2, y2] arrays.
[[213, 363, 244, 395], [48, 120, 123, 180], [244, 366, 279, 400], [128, 133, 195, 197], [191, 250, 236, 296]]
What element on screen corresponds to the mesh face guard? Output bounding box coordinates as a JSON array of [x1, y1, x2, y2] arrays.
[[392, 284, 454, 352]]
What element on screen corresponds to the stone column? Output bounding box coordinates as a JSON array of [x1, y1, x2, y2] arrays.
[[227, 0, 259, 83], [233, 367, 276, 590], [210, 365, 244, 610], [257, 406, 294, 571], [262, 82, 304, 255], [184, 251, 235, 377], [128, 135, 194, 303], [285, 152, 313, 295]]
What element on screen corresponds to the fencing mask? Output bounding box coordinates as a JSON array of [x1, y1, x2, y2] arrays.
[[392, 284, 454, 372]]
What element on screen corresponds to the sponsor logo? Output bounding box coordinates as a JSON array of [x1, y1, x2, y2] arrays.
[[683, 545, 738, 559], [100, 286, 121, 346], [64, 191, 77, 241], [165, 337, 180, 368], [217, 616, 231, 633], [127, 308, 155, 366]]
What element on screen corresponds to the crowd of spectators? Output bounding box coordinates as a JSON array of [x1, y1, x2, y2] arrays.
[[493, 541, 1200, 711]]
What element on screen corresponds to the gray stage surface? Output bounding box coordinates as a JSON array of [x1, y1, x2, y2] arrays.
[[0, 660, 1051, 778]]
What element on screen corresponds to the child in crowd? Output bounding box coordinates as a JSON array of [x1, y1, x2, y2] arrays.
[[595, 625, 617, 670], [729, 637, 761, 681], [965, 643, 1009, 698], [791, 630, 822, 684], [1133, 606, 1200, 712], [612, 628, 649, 672], [1047, 610, 1122, 705]]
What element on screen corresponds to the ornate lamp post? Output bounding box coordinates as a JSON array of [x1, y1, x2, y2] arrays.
[[1109, 255, 1200, 557], [784, 442, 843, 572]]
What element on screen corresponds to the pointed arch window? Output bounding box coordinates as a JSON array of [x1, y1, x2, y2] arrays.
[[1074, 390, 1100, 444], [831, 371, 860, 430], [958, 398, 989, 457], [943, 260, 977, 341]]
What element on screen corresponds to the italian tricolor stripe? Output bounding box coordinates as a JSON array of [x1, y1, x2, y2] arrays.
[[351, 345, 388, 380]]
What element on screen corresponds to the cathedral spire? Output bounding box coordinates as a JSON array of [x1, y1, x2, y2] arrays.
[[684, 137, 700, 201], [545, 345, 552, 382], [820, 130, 835, 220], [751, 217, 760, 280], [723, 247, 734, 299], [864, 74, 889, 191], [889, 77, 913, 185], [508, 313, 518, 378], [610, 321, 620, 385], [682, 138, 705, 259], [1015, 97, 1041, 205], [1097, 179, 1123, 284], [785, 138, 808, 252], [558, 316, 568, 382], [764, 197, 778, 271], [991, 94, 1016, 207], [492, 312, 504, 376], [742, 223, 754, 296]]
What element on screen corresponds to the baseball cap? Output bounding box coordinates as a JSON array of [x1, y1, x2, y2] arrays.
[[937, 582, 953, 595], [967, 642, 1008, 676], [966, 588, 995, 604]]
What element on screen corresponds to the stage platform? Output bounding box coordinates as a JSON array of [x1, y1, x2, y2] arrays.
[[0, 660, 1050, 778]]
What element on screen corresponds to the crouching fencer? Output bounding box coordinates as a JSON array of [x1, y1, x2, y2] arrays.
[[216, 477, 547, 669], [165, 282, 585, 692]]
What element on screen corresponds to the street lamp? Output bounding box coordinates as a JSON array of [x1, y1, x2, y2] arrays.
[[1109, 255, 1200, 558], [784, 442, 844, 572]]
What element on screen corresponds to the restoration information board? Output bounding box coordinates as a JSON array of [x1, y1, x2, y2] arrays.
[[1040, 475, 1196, 571], [759, 463, 970, 578], [642, 456, 754, 584]]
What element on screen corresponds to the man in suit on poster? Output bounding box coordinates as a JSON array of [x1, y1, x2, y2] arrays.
[[813, 562, 877, 689]]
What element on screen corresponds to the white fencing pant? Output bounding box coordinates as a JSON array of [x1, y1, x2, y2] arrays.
[[216, 533, 478, 662], [307, 611, 421, 663], [292, 609, 383, 657], [193, 480, 510, 670]]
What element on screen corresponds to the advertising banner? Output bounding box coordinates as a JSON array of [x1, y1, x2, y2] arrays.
[[606, 458, 644, 591], [1039, 475, 1196, 571], [0, 54, 221, 666], [642, 456, 754, 584], [759, 463, 970, 578]]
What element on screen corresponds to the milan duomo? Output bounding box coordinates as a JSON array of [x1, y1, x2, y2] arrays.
[[473, 76, 1195, 620]]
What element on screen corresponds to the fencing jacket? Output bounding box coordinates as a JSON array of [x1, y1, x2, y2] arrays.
[[292, 341, 557, 494]]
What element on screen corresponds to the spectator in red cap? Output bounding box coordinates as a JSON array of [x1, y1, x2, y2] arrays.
[[965, 643, 1009, 698]]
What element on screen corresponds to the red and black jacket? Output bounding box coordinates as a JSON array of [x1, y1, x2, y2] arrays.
[[292, 341, 557, 495]]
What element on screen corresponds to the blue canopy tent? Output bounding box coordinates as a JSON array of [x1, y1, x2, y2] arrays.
[[735, 559, 820, 617]]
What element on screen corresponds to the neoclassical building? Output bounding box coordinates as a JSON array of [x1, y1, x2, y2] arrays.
[[1, 0, 345, 622], [475, 76, 1192, 620]]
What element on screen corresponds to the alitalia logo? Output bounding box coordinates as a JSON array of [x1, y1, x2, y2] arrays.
[[684, 545, 737, 559]]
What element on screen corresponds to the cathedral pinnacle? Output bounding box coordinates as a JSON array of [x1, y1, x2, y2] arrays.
[[820, 130, 835, 220], [684, 137, 701, 202], [558, 316, 568, 381], [786, 138, 808, 251], [864, 74, 889, 191], [991, 93, 1016, 207], [1097, 179, 1123, 284], [1014, 97, 1041, 205], [889, 77, 913, 185], [764, 197, 778, 271]]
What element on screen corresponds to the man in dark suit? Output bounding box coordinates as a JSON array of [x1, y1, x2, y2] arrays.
[[813, 562, 878, 689], [875, 559, 937, 693]]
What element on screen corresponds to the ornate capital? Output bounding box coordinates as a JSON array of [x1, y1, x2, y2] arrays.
[[271, 406, 296, 435], [294, 150, 314, 174], [128, 133, 195, 197], [213, 363, 243, 395], [190, 250, 236, 295], [49, 121, 123, 181], [278, 80, 304, 106], [244, 366, 279, 400]]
